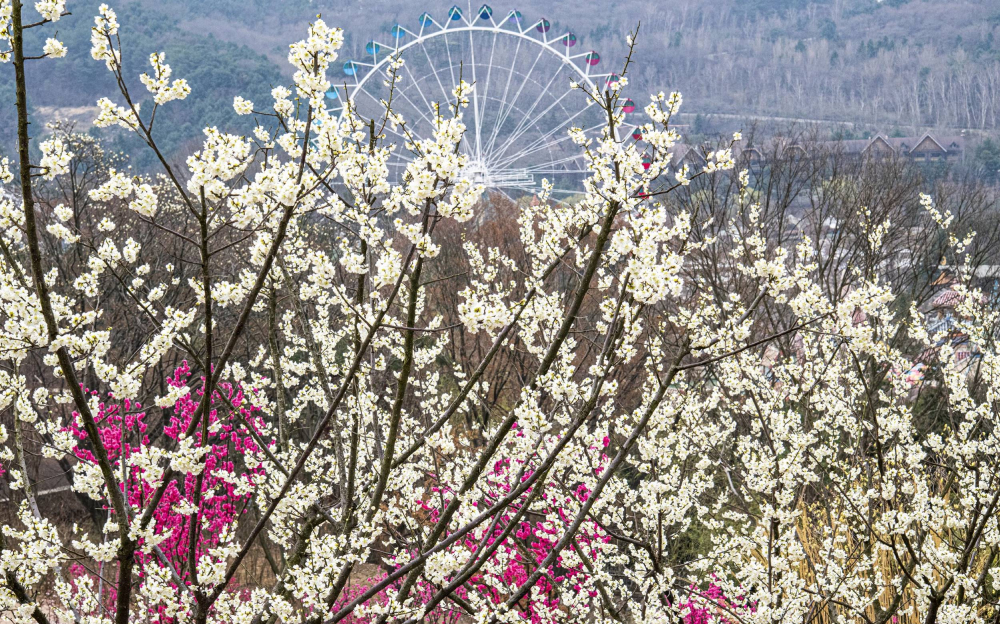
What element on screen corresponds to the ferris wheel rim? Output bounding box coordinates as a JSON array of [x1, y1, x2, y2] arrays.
[[333, 6, 619, 119]]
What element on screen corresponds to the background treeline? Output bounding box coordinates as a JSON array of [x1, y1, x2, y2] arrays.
[[4, 0, 1000, 169]]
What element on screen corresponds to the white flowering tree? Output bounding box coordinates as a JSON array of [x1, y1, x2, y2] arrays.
[[2, 2, 999, 624]]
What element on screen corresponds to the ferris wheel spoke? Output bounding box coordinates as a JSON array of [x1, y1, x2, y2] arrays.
[[419, 40, 456, 113], [489, 63, 573, 161], [517, 153, 591, 173], [516, 168, 589, 175], [468, 27, 483, 161], [390, 80, 437, 130], [484, 43, 547, 156], [538, 121, 610, 151], [484, 46, 546, 155], [488, 79, 581, 168], [443, 32, 459, 99], [400, 63, 437, 122], [516, 172, 584, 178], [478, 28, 500, 147], [491, 107, 591, 171], [509, 160, 589, 177], [491, 104, 587, 171], [484, 36, 523, 155], [495, 120, 607, 170]]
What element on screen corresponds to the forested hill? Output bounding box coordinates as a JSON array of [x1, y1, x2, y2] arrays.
[[3, 0, 1000, 163], [2, 0, 285, 169]]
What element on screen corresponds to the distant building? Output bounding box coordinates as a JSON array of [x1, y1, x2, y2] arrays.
[[700, 132, 969, 166], [840, 133, 967, 162]]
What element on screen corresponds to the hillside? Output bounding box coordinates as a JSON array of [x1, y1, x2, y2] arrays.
[[140, 0, 1000, 131], [3, 0, 1000, 163]]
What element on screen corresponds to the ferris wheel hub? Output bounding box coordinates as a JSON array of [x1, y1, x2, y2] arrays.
[[460, 159, 534, 189]]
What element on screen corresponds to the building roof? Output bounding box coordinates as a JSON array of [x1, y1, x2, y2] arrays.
[[856, 133, 965, 157]]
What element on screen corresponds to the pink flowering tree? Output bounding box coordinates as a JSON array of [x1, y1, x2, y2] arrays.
[[65, 362, 266, 615]]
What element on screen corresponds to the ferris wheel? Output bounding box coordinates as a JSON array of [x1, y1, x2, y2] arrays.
[[327, 3, 641, 200]]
